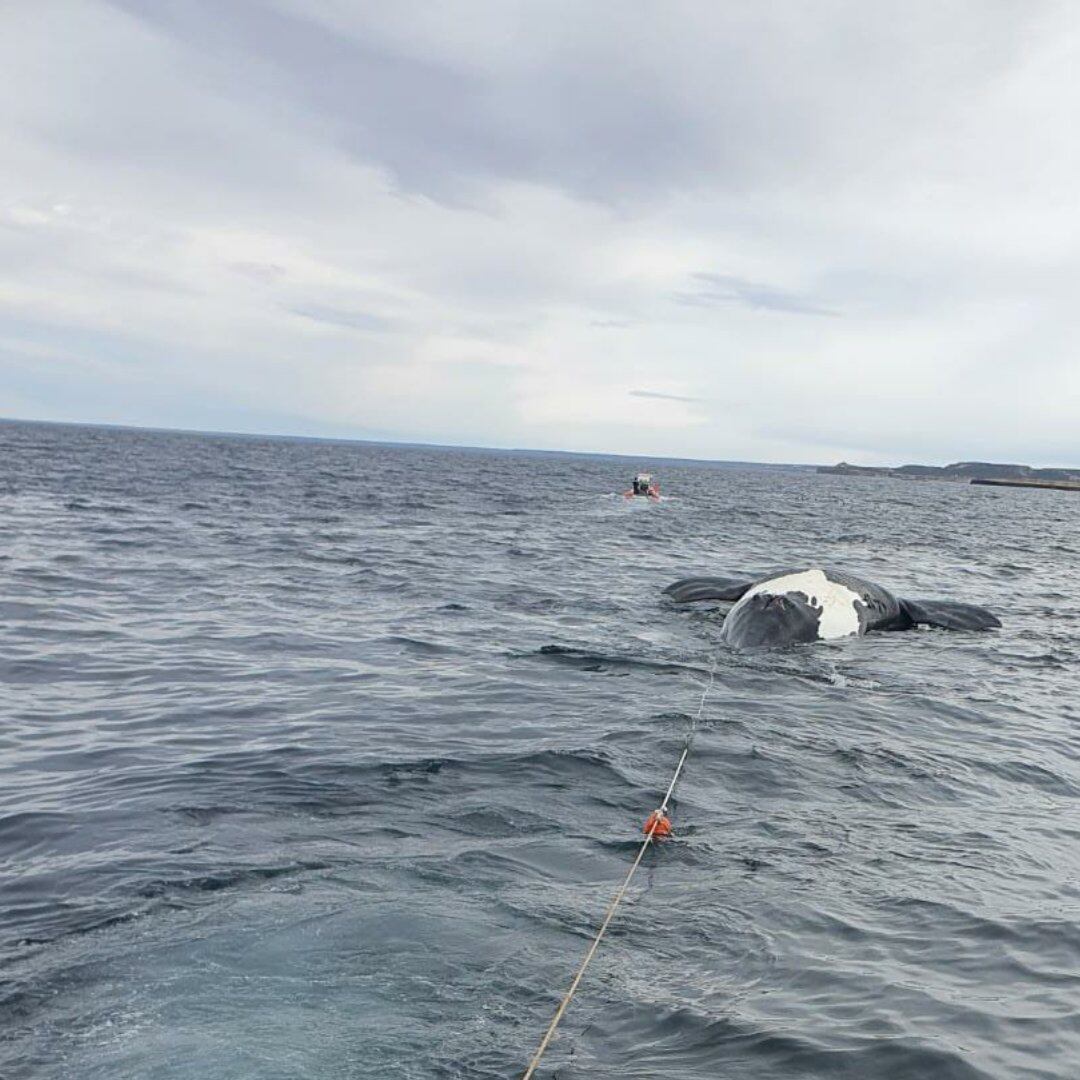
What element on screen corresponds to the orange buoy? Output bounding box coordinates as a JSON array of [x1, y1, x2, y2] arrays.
[[642, 809, 672, 839]]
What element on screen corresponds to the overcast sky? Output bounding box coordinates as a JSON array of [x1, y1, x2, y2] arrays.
[[3, 2, 1079, 464]]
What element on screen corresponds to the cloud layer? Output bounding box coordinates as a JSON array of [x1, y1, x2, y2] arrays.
[[2, 1, 1079, 463]]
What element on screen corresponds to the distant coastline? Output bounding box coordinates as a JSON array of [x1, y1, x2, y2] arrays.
[[819, 460, 1080, 491]]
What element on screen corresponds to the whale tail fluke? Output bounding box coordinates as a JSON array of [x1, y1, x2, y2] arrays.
[[899, 598, 1002, 631], [664, 576, 754, 604]]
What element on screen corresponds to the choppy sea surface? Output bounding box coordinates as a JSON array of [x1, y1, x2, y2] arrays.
[[2, 419, 1079, 1080]]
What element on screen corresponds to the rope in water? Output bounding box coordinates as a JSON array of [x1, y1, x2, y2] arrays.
[[520, 660, 717, 1080]]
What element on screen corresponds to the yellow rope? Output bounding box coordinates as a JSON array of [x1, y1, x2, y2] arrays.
[[520, 663, 715, 1079]]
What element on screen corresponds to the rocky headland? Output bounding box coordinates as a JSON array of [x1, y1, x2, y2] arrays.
[[818, 461, 1080, 490]]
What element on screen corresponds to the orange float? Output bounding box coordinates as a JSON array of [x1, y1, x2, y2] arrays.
[[642, 809, 673, 839]]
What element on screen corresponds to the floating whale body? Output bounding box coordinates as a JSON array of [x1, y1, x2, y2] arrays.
[[664, 566, 1001, 649]]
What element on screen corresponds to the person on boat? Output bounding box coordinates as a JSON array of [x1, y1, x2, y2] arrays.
[[627, 473, 660, 498]]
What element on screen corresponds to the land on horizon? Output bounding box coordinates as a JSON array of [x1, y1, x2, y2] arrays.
[[819, 459, 1080, 488]]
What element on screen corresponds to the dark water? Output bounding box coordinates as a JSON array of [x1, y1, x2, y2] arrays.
[[2, 420, 1079, 1080]]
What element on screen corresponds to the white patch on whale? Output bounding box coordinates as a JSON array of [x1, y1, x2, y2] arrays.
[[735, 567, 864, 640]]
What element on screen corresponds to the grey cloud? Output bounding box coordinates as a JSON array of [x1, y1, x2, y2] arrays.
[[108, 2, 1031, 209], [107, 1, 531, 204], [100, 2, 816, 204], [629, 389, 703, 403], [290, 306, 394, 333], [231, 262, 287, 284], [677, 274, 838, 316]]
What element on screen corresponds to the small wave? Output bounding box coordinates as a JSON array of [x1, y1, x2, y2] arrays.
[[527, 644, 704, 677], [135, 859, 332, 900]]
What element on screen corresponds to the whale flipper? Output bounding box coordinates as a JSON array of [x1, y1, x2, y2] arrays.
[[899, 598, 1002, 631], [664, 576, 754, 604]]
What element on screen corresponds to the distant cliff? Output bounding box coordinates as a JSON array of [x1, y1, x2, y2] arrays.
[[818, 460, 1080, 484]]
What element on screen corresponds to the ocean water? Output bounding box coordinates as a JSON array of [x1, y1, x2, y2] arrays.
[[2, 419, 1078, 1080]]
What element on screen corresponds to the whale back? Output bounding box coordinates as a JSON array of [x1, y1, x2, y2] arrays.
[[720, 566, 903, 648]]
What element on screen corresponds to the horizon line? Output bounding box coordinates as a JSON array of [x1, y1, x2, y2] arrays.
[[4, 415, 1067, 472], [0, 415, 816, 470]]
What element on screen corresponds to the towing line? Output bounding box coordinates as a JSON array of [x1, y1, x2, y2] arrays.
[[520, 661, 716, 1079]]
